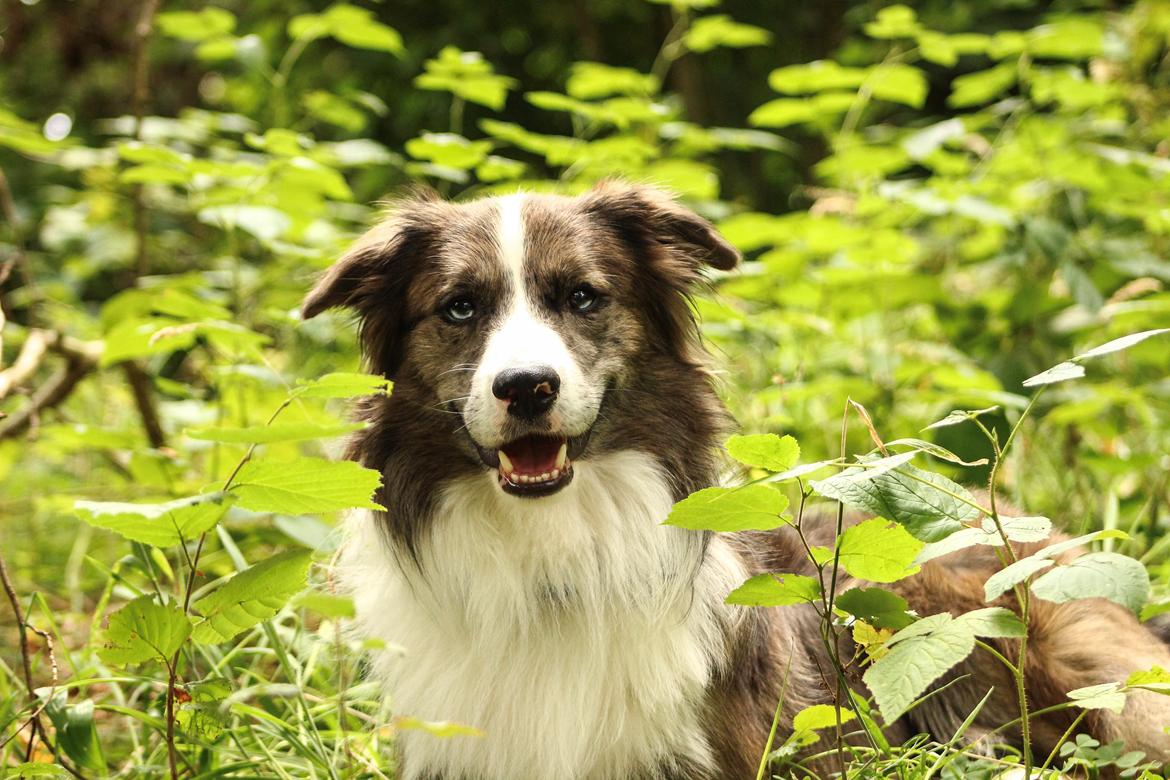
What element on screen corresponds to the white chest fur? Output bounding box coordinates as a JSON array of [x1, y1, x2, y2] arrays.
[[340, 451, 746, 780]]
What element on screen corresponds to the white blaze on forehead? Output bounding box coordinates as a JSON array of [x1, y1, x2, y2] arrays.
[[496, 193, 527, 290]]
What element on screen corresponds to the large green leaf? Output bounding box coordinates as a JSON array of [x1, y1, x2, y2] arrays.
[[98, 596, 192, 666], [725, 433, 800, 472], [811, 463, 980, 542], [984, 557, 1054, 601], [725, 573, 820, 606], [665, 485, 789, 532], [75, 494, 230, 547], [863, 613, 975, 722], [1030, 552, 1150, 613], [835, 587, 913, 629], [837, 518, 923, 583], [293, 372, 391, 399], [192, 549, 313, 643], [229, 457, 384, 514]]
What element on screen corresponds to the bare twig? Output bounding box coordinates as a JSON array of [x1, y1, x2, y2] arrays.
[[0, 337, 100, 440], [122, 360, 167, 448]]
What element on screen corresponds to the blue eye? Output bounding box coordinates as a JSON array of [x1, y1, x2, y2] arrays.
[[569, 286, 598, 312], [444, 298, 476, 323]]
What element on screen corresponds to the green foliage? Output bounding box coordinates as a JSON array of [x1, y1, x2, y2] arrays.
[[4, 0, 1170, 776], [192, 549, 312, 643]]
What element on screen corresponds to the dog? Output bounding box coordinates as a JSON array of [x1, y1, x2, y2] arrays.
[[301, 182, 1170, 779]]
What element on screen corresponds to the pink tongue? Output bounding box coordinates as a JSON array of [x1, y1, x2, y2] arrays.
[[502, 436, 562, 475]]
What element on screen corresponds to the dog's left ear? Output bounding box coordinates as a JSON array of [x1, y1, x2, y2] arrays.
[[581, 182, 740, 272]]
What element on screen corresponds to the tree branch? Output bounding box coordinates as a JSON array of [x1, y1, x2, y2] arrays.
[[0, 332, 101, 440], [122, 360, 167, 448]]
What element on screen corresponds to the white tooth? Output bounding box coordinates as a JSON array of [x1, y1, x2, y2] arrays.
[[550, 469, 560, 480], [539, 472, 550, 481], [498, 451, 513, 474], [555, 443, 567, 469]]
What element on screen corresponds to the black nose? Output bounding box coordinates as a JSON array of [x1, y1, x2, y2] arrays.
[[492, 367, 560, 419]]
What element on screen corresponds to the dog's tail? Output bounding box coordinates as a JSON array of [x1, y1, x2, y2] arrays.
[[1144, 613, 1170, 646]]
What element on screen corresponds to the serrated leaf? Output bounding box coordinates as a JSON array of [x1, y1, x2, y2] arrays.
[[665, 485, 789, 532], [99, 596, 192, 666], [918, 516, 1052, 565], [1075, 328, 1170, 360], [229, 457, 384, 514], [725, 433, 800, 472], [954, 607, 1026, 638], [1067, 682, 1127, 714], [1030, 552, 1150, 613], [75, 494, 229, 547], [984, 557, 1054, 601], [725, 573, 820, 607], [835, 587, 912, 629], [192, 549, 312, 643], [812, 464, 979, 542], [1022, 361, 1085, 387], [837, 518, 924, 583], [187, 421, 364, 444], [863, 613, 975, 722], [293, 372, 391, 399]]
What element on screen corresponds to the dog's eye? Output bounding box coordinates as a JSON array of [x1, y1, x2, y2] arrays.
[[568, 286, 599, 313], [443, 297, 476, 323]]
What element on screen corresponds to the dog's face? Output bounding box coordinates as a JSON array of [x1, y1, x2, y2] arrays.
[[302, 183, 738, 499]]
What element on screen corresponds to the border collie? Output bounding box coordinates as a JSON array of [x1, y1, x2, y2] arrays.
[[302, 182, 1170, 779]]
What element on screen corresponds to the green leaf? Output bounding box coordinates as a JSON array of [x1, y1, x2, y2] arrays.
[[869, 64, 929, 108], [725, 433, 800, 472], [294, 590, 356, 618], [792, 703, 856, 732], [1022, 361, 1085, 388], [811, 464, 980, 542], [43, 695, 104, 772], [948, 63, 1017, 108], [725, 573, 820, 607], [837, 518, 924, 583], [683, 15, 771, 53], [156, 8, 236, 42], [984, 557, 1055, 602], [293, 372, 391, 398], [75, 494, 229, 547], [665, 485, 790, 532], [3, 764, 72, 778], [1030, 552, 1150, 613], [917, 516, 1052, 564], [567, 62, 659, 100], [415, 46, 517, 110], [768, 61, 866, 94], [405, 133, 492, 170], [1067, 682, 1127, 714], [864, 5, 921, 39], [187, 421, 364, 444], [98, 596, 192, 666], [1075, 328, 1170, 360], [954, 607, 1026, 638], [863, 613, 976, 722], [229, 457, 384, 515], [835, 587, 913, 629], [290, 5, 404, 55], [192, 550, 313, 643]]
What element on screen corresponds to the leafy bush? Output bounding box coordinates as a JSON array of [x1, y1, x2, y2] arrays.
[[2, 0, 1169, 777]]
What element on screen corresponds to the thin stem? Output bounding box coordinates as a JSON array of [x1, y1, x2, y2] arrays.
[[1040, 709, 1086, 774], [755, 646, 795, 780]]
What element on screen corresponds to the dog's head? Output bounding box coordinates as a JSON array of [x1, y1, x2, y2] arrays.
[[302, 182, 738, 499]]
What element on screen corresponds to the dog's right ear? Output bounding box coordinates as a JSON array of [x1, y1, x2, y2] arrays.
[[302, 197, 440, 377]]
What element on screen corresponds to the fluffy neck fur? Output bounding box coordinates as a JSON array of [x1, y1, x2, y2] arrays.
[[341, 451, 749, 780]]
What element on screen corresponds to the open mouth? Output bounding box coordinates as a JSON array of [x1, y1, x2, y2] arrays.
[[476, 434, 580, 497]]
